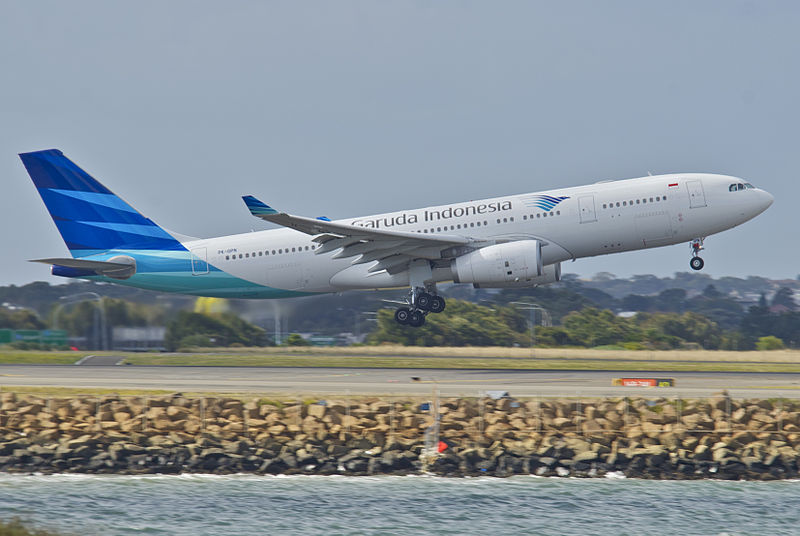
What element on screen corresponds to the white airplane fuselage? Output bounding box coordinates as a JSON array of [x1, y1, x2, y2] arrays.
[[183, 173, 772, 295], [19, 149, 773, 309]]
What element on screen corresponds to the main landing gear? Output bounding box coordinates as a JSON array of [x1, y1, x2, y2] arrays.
[[394, 289, 446, 328], [689, 238, 705, 271]]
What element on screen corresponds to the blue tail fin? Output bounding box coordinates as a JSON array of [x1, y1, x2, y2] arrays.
[[20, 149, 185, 256]]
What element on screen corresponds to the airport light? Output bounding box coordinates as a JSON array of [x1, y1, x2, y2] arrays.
[[53, 292, 108, 351]]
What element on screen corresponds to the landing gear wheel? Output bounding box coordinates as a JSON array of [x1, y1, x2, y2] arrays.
[[428, 295, 446, 314], [416, 292, 433, 311], [690, 257, 704, 271], [394, 307, 411, 325], [408, 310, 426, 327]]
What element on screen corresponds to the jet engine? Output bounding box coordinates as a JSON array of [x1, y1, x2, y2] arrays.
[[451, 240, 549, 287], [471, 262, 561, 288]]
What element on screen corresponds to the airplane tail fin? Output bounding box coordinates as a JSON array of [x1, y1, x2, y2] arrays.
[[19, 149, 185, 257]]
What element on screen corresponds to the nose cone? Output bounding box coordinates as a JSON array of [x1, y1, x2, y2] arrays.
[[757, 189, 774, 213]]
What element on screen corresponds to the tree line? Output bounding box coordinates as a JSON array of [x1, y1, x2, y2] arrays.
[[1, 277, 799, 350]]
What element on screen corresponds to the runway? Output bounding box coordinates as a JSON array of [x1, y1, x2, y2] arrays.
[[2, 365, 800, 398]]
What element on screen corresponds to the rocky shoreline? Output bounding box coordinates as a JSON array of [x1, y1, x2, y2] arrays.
[[1, 392, 799, 480]]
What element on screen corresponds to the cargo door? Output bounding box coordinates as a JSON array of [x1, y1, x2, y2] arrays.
[[191, 247, 209, 275]]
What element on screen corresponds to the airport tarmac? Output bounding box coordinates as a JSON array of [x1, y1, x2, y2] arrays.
[[2, 365, 800, 398]]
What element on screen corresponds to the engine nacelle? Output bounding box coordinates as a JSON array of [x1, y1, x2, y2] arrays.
[[451, 241, 544, 286], [472, 262, 561, 288]]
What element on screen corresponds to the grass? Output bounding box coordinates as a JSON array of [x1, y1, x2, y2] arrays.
[[155, 345, 800, 363], [0, 350, 84, 365], [118, 353, 800, 372], [4, 346, 800, 372], [0, 386, 179, 397], [0, 385, 302, 400]]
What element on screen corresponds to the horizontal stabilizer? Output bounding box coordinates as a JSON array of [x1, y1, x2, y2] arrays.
[[30, 257, 136, 280]]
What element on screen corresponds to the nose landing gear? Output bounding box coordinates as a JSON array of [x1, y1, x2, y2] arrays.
[[689, 238, 705, 271]]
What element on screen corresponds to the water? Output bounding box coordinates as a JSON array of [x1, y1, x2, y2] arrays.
[[1, 474, 799, 536]]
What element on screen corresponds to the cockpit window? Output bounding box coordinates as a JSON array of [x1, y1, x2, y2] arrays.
[[730, 182, 757, 192]]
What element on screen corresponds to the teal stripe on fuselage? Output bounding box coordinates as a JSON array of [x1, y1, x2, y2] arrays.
[[76, 249, 319, 299], [95, 272, 319, 298]]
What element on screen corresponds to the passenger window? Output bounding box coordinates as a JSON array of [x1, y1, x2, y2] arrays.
[[649, 197, 654, 202], [663, 195, 667, 200], [536, 213, 541, 218], [239, 254, 243, 259], [623, 201, 627, 206], [543, 212, 547, 218], [636, 199, 640, 204], [656, 196, 660, 201], [225, 255, 229, 260], [550, 212, 554, 216]]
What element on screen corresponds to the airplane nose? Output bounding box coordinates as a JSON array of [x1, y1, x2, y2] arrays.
[[759, 189, 774, 212]]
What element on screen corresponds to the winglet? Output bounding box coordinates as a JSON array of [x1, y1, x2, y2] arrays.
[[242, 195, 279, 217]]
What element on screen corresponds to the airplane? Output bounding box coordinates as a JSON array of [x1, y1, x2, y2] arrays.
[[19, 149, 773, 327]]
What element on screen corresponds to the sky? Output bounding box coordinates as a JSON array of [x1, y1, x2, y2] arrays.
[[1, 1, 798, 286]]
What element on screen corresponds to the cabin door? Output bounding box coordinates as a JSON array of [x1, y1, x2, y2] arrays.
[[578, 195, 597, 223], [687, 180, 707, 208]]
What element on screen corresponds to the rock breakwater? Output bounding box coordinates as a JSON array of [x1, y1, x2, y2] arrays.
[[1, 392, 799, 479]]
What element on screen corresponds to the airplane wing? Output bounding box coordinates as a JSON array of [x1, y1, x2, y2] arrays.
[[242, 195, 484, 274]]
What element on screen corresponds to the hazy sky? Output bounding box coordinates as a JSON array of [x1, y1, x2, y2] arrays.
[[1, 1, 798, 286]]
